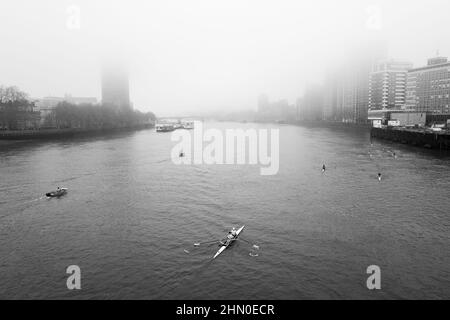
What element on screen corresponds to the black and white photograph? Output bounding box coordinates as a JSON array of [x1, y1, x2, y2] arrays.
[[1, 0, 450, 311]]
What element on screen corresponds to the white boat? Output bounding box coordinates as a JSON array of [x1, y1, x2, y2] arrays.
[[155, 123, 175, 132], [182, 121, 194, 130], [213, 225, 245, 259]]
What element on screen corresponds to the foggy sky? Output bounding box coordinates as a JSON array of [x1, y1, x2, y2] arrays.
[[1, 0, 449, 116]]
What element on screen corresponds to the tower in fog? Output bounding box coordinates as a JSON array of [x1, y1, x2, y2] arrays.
[[101, 66, 131, 110], [257, 94, 270, 113]]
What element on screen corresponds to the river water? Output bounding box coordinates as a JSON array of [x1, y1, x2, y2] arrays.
[[0, 122, 449, 299]]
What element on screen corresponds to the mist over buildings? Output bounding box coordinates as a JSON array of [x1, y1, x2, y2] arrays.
[[1, 0, 449, 117]]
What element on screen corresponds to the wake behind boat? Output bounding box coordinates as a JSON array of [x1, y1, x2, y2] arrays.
[[213, 225, 245, 259]]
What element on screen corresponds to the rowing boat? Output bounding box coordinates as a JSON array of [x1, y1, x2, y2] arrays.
[[213, 225, 245, 259]]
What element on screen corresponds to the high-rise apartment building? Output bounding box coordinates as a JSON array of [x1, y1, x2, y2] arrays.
[[369, 60, 413, 110], [297, 85, 324, 122], [257, 94, 270, 113], [320, 36, 388, 124], [406, 56, 450, 114]]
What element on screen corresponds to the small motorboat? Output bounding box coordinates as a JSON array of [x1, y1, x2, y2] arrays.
[[46, 188, 68, 198]]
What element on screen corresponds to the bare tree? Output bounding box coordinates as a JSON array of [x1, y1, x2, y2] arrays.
[[0, 85, 29, 104]]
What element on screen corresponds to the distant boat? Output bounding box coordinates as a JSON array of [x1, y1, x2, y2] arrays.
[[173, 123, 183, 130], [156, 123, 175, 132], [182, 121, 194, 130]]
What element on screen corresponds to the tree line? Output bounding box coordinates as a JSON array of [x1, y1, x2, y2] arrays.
[[0, 85, 29, 104], [1, 85, 156, 130], [45, 101, 156, 130]]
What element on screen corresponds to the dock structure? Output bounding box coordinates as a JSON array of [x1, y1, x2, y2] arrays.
[[371, 127, 450, 150]]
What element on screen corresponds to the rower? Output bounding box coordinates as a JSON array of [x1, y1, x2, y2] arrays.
[[378, 173, 382, 181], [230, 227, 237, 237], [322, 164, 326, 172]]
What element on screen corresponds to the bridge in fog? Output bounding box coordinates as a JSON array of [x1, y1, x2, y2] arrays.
[[156, 116, 204, 122]]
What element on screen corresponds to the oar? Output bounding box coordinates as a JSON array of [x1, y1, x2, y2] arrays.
[[193, 240, 220, 247], [238, 237, 260, 249]]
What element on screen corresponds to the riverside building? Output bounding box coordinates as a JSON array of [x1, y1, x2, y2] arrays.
[[369, 60, 413, 110], [406, 56, 450, 114]]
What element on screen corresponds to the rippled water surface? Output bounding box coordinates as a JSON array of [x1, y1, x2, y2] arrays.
[[1, 122, 449, 299]]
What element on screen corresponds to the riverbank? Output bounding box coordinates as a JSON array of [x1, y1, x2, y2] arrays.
[[0, 123, 154, 140], [294, 120, 371, 130], [371, 127, 450, 150]]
